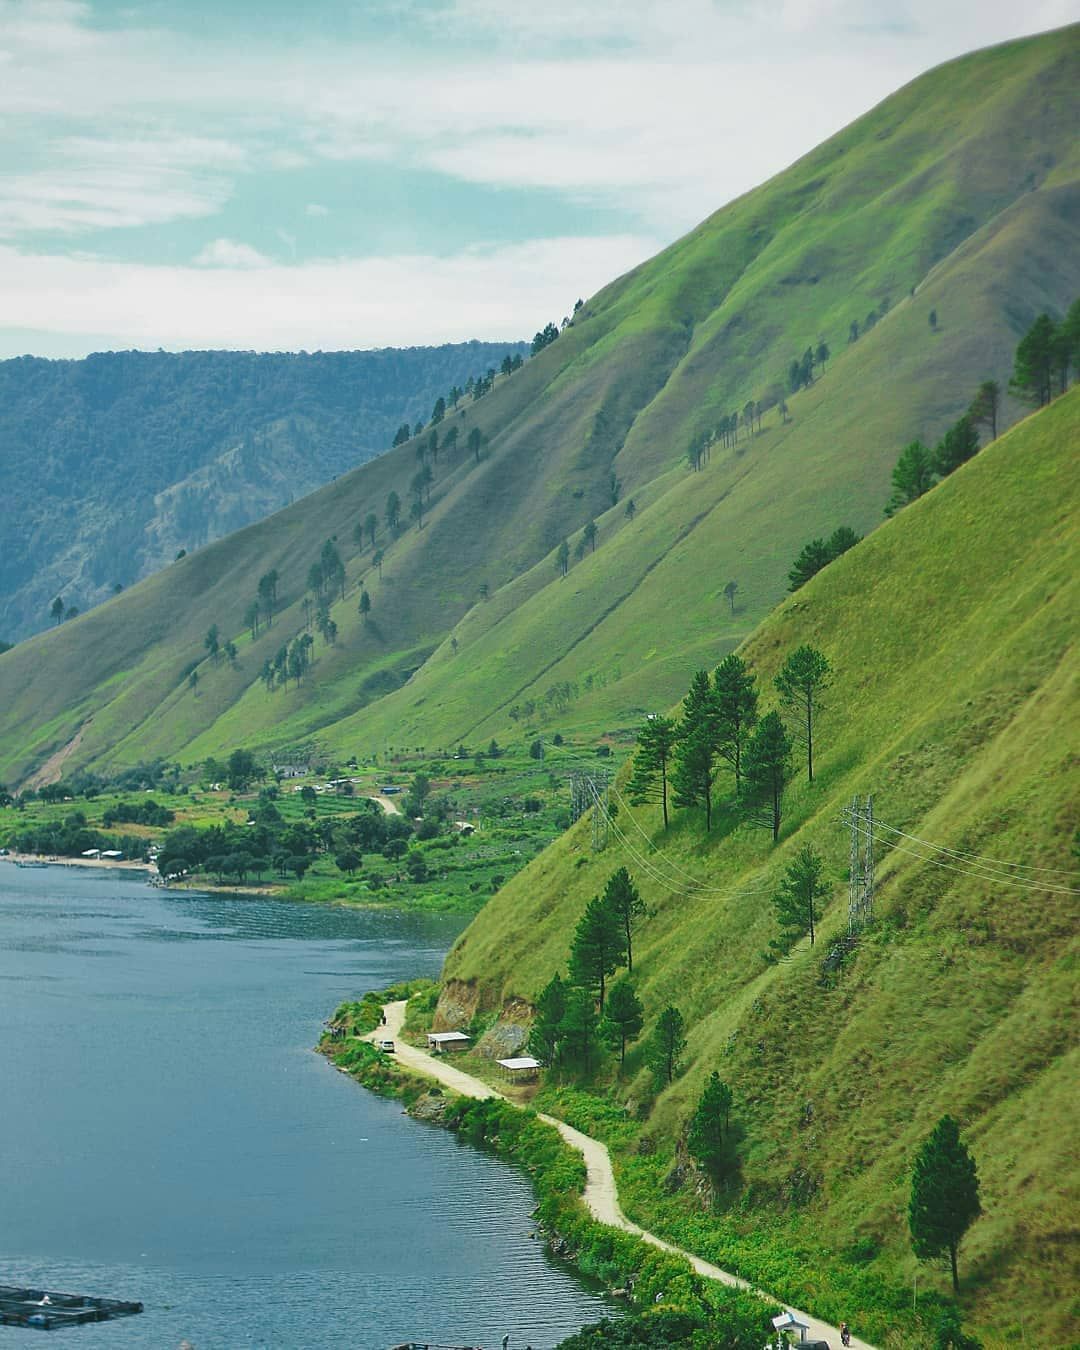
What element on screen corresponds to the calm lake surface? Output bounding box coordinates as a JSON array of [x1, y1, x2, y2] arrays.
[[0, 865, 612, 1349]]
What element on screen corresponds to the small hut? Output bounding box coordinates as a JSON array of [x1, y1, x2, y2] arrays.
[[496, 1056, 541, 1082], [771, 1310, 812, 1343], [426, 1031, 471, 1055]]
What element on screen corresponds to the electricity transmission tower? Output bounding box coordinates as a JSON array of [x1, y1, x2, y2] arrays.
[[844, 793, 875, 931], [568, 770, 610, 851]]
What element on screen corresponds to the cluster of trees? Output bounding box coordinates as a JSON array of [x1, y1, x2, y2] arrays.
[[259, 633, 315, 692], [9, 810, 148, 862], [48, 595, 80, 625], [787, 525, 861, 591], [1008, 300, 1080, 407], [885, 397, 987, 517], [787, 340, 829, 392], [242, 569, 280, 641], [531, 322, 561, 355], [848, 296, 889, 345], [529, 868, 675, 1076], [156, 792, 414, 886], [630, 646, 831, 840], [100, 798, 175, 829]]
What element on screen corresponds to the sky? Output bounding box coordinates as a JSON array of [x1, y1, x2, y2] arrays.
[[1, 0, 1076, 358]]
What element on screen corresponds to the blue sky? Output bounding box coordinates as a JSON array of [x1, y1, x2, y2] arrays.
[[1, 0, 1075, 357]]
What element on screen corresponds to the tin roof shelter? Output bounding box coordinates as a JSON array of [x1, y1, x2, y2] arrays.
[[426, 1031, 471, 1053], [496, 1056, 541, 1080]]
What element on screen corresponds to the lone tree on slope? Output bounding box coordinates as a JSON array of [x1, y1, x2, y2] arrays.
[[742, 711, 792, 842], [646, 1004, 686, 1086], [723, 579, 738, 614], [601, 976, 644, 1068], [771, 842, 828, 949], [602, 866, 648, 973], [628, 712, 677, 827], [687, 1072, 735, 1181], [909, 1115, 981, 1293], [713, 653, 758, 794], [885, 440, 936, 516], [775, 644, 831, 784], [568, 893, 626, 1013]]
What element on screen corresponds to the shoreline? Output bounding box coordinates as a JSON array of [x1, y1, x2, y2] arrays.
[[1, 852, 154, 873], [337, 1000, 878, 1350]]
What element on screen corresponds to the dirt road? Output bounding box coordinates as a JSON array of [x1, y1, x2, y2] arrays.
[[366, 1001, 876, 1350]]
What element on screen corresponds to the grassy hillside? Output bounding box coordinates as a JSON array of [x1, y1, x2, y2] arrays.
[[0, 25, 1077, 789], [0, 342, 526, 642], [437, 390, 1080, 1347]]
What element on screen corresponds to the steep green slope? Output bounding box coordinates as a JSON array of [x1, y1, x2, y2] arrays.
[[0, 25, 1077, 787], [439, 390, 1080, 1347], [0, 342, 526, 642]]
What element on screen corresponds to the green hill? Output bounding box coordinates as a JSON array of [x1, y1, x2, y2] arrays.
[[0, 342, 526, 642], [438, 389, 1080, 1347], [0, 25, 1078, 792]]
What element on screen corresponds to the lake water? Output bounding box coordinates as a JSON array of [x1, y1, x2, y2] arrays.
[[0, 865, 612, 1349]]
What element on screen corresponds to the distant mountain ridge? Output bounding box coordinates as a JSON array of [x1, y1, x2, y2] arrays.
[[0, 342, 527, 641]]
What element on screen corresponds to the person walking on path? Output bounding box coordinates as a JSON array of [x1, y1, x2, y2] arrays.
[[841, 1321, 852, 1346]]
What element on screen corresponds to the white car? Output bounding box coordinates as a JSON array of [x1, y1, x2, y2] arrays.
[[377, 1039, 395, 1053]]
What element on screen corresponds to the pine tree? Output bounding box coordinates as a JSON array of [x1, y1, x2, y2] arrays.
[[673, 670, 720, 829], [742, 711, 792, 842], [527, 972, 567, 1066], [909, 1115, 981, 1292], [933, 414, 980, 477], [628, 713, 677, 827], [1009, 313, 1058, 406], [601, 977, 644, 1067], [602, 867, 647, 972], [713, 654, 758, 793], [646, 1005, 686, 1086], [968, 380, 1000, 441], [568, 894, 626, 1011], [561, 985, 601, 1071], [775, 645, 831, 783], [687, 1072, 734, 1180], [771, 843, 828, 948], [885, 440, 936, 516], [788, 538, 832, 591]]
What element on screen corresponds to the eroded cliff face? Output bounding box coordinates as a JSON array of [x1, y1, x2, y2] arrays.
[[434, 981, 533, 1059]]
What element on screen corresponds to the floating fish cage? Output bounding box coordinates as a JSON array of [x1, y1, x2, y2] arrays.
[[0, 1286, 143, 1331]]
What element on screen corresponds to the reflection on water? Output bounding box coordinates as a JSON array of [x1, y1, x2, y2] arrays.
[[0, 865, 612, 1349]]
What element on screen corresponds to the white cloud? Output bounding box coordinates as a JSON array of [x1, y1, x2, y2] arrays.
[[305, 202, 330, 217], [193, 238, 273, 268], [0, 235, 658, 353]]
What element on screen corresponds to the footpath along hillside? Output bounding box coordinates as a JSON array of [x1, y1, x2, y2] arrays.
[[368, 1001, 875, 1350]]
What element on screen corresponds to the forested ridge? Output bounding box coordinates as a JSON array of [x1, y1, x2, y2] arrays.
[[0, 341, 526, 641]]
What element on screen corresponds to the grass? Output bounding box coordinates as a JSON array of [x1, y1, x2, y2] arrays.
[[2, 27, 1078, 786], [435, 391, 1080, 1348]]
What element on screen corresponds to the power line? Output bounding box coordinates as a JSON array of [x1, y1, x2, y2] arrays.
[[608, 782, 772, 895], [871, 833, 1080, 896], [871, 819, 1080, 877], [588, 782, 774, 902]]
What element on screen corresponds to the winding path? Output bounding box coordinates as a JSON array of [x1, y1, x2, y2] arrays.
[[367, 1002, 876, 1350]]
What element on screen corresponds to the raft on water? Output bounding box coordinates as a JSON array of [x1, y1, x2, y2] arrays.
[[0, 1286, 143, 1331]]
